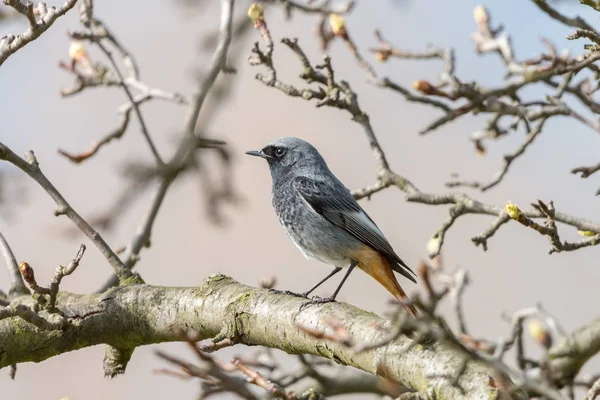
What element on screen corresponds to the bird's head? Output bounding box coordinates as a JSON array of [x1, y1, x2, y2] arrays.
[[246, 137, 327, 181]]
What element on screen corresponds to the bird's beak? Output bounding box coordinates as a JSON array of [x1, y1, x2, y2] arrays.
[[245, 150, 271, 159]]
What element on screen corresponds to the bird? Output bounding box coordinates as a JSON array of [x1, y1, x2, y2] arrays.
[[246, 137, 418, 318]]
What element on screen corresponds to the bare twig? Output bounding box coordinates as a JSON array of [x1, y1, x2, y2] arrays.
[[99, 0, 235, 291], [0, 143, 137, 283], [58, 87, 186, 164], [370, 29, 446, 63], [572, 161, 600, 178], [505, 200, 600, 253], [95, 39, 164, 165], [531, 0, 595, 32], [232, 359, 298, 399], [246, 7, 600, 259], [273, 0, 355, 15], [0, 0, 79, 66], [585, 377, 600, 400], [0, 232, 27, 297], [18, 245, 84, 310], [199, 338, 236, 353], [446, 118, 548, 191]]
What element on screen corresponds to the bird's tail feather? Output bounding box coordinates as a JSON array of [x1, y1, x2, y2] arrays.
[[358, 256, 419, 318]]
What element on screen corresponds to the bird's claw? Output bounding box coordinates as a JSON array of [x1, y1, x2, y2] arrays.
[[299, 296, 336, 311], [268, 289, 307, 298]]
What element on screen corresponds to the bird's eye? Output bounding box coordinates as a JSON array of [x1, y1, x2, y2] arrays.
[[275, 148, 286, 158]]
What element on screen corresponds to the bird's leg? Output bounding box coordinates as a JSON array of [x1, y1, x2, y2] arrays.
[[302, 267, 342, 297], [300, 262, 357, 310], [329, 262, 356, 300], [268, 267, 342, 298]]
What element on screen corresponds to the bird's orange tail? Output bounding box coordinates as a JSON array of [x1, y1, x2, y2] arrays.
[[354, 247, 419, 318]]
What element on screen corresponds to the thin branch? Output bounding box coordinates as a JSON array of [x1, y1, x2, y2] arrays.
[[18, 245, 85, 310], [92, 39, 164, 166], [99, 0, 235, 291], [0, 143, 138, 283], [373, 77, 452, 112], [585, 377, 600, 400], [471, 214, 511, 251], [274, 0, 355, 15], [446, 118, 548, 191], [567, 29, 600, 46], [572, 161, 600, 178], [505, 200, 600, 254], [0, 232, 28, 297], [369, 29, 446, 63], [232, 359, 297, 399], [0, 0, 78, 66], [246, 10, 600, 258], [531, 0, 595, 32], [451, 268, 469, 335], [58, 103, 134, 163]]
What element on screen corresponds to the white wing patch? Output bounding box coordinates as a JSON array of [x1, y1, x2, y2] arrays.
[[349, 209, 385, 238]]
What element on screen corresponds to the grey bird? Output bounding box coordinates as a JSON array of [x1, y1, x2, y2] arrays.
[[246, 137, 417, 317]]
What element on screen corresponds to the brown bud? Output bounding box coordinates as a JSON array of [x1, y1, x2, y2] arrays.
[[474, 140, 486, 156], [18, 261, 35, 284], [374, 51, 390, 63], [412, 80, 436, 95]]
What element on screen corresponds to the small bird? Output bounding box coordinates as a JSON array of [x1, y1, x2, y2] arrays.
[[246, 137, 418, 317]]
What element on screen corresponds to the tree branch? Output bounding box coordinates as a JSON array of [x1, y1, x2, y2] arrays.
[[0, 142, 139, 284], [100, 0, 235, 290], [243, 14, 600, 257], [546, 317, 600, 386], [0, 274, 519, 399], [0, 0, 78, 66], [0, 232, 28, 298]]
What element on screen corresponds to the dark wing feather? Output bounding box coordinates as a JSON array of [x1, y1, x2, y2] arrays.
[[293, 176, 416, 282]]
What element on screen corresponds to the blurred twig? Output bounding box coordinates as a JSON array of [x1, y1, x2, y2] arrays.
[[0, 0, 78, 66]]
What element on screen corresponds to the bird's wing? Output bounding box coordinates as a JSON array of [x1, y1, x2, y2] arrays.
[[293, 176, 416, 282]]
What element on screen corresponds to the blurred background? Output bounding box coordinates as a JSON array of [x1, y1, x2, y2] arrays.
[[1, 0, 599, 398]]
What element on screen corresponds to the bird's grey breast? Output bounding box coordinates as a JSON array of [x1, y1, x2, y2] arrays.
[[271, 179, 356, 267]]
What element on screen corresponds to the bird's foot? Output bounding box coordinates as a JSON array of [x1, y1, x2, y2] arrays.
[[268, 289, 307, 298], [299, 296, 336, 311]]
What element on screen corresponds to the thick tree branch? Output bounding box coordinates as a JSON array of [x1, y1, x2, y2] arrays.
[[0, 274, 517, 399], [3, 275, 597, 398]]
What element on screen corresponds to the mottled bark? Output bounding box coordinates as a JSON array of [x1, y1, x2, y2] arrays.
[[0, 274, 495, 399], [0, 274, 597, 399], [547, 317, 600, 385]]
